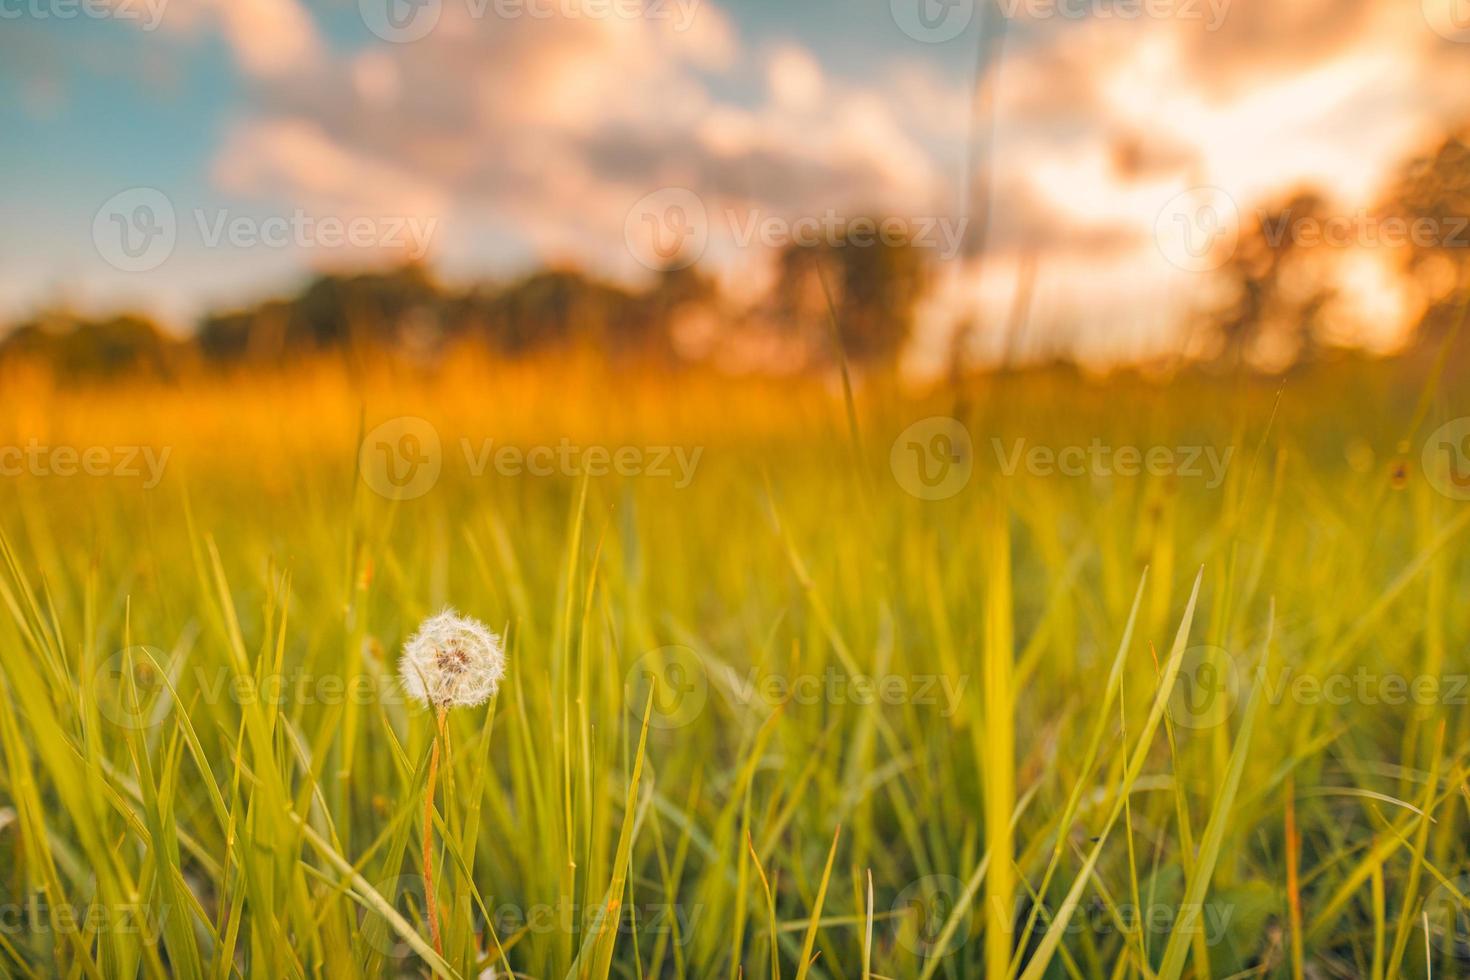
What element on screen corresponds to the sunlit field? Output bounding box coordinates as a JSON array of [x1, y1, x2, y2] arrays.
[[0, 352, 1467, 978]]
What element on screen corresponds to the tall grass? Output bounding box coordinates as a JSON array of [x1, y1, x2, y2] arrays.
[[0, 355, 1467, 977]]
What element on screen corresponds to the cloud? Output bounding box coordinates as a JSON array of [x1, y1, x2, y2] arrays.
[[208, 2, 961, 280], [204, 0, 320, 76], [766, 43, 824, 112], [213, 117, 448, 219], [928, 0, 1470, 361], [148, 0, 322, 77], [101, 0, 1470, 358], [988, 0, 1470, 208]]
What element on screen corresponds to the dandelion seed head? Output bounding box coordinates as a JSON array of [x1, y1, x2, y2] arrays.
[[399, 608, 505, 709]]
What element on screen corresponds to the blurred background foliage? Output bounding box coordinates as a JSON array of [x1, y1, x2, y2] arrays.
[[5, 126, 1470, 383]]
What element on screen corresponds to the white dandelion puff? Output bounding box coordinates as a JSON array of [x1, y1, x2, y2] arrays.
[[399, 608, 505, 709]]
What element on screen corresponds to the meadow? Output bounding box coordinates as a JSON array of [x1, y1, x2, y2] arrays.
[[0, 352, 1467, 978]]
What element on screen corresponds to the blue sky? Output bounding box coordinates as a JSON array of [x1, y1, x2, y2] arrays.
[[0, 0, 977, 316]]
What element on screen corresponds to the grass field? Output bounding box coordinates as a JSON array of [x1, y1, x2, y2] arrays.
[[0, 354, 1468, 978]]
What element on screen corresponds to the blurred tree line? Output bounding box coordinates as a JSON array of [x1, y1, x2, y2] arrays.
[[0, 221, 931, 380], [1206, 127, 1470, 369], [5, 120, 1469, 382]]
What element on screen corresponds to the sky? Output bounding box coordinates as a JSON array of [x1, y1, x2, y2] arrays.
[[3, 0, 1470, 367]]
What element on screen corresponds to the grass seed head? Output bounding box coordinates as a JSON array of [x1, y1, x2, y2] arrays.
[[399, 608, 506, 709]]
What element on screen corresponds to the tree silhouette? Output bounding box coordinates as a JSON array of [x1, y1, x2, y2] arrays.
[[1208, 190, 1337, 369], [772, 222, 930, 366], [1, 311, 180, 378], [1379, 129, 1470, 345]]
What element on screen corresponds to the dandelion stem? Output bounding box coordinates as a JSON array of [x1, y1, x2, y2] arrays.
[[423, 705, 448, 956]]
